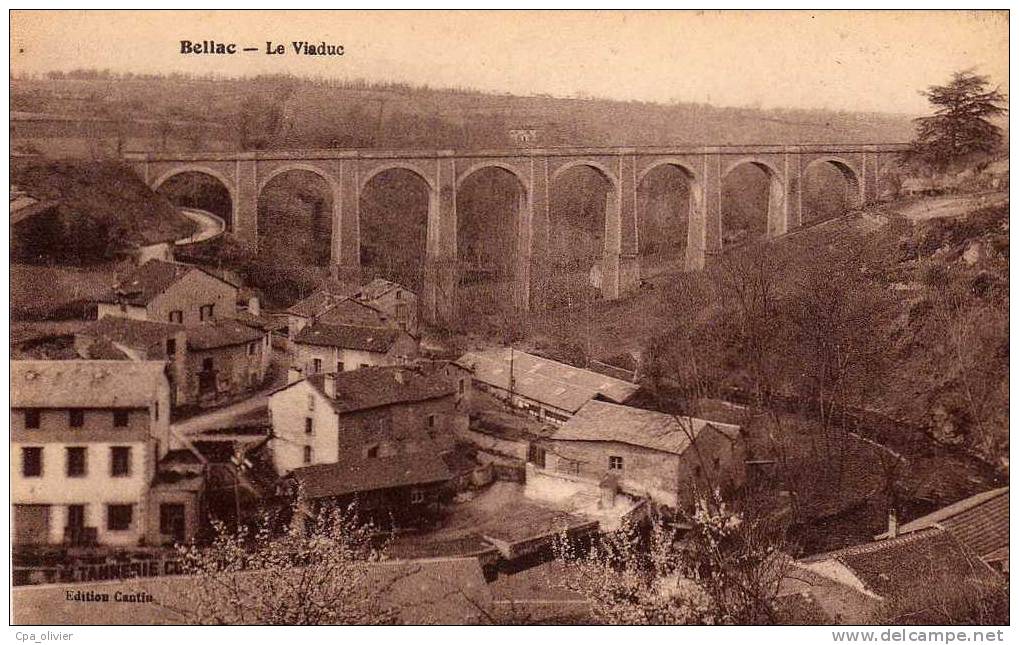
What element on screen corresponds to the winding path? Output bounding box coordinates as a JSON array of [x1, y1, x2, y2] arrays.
[[174, 207, 225, 245]]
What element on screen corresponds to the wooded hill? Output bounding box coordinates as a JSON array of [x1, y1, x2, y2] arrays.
[[11, 72, 916, 155]]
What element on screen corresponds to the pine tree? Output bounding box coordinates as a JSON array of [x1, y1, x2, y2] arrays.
[[910, 70, 1007, 170]]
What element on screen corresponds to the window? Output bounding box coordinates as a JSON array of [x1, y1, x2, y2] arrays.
[[313, 358, 322, 374], [336, 361, 345, 373], [111, 447, 131, 477], [160, 504, 186, 541], [247, 342, 256, 356], [154, 401, 159, 421], [366, 445, 379, 458], [107, 504, 133, 531], [305, 417, 314, 435], [458, 379, 465, 395], [166, 338, 176, 355], [307, 394, 315, 411], [69, 409, 85, 428], [169, 310, 183, 324], [609, 456, 624, 471], [202, 357, 214, 372], [24, 409, 40, 429], [199, 304, 214, 321], [113, 410, 129, 427], [409, 489, 425, 504], [303, 446, 313, 464], [22, 447, 42, 477], [66, 447, 87, 478], [359, 363, 369, 369], [713, 456, 721, 470], [395, 290, 402, 300], [427, 414, 436, 428]]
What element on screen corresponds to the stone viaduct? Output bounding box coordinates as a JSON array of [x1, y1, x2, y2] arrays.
[[124, 143, 909, 320]]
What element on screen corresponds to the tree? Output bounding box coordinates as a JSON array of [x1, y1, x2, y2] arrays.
[[553, 494, 789, 625], [169, 497, 400, 625], [910, 70, 1007, 171]]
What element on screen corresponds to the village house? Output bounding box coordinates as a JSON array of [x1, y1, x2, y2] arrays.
[[268, 364, 470, 524], [355, 278, 419, 335], [284, 281, 360, 340], [95, 259, 238, 326], [537, 400, 745, 508], [11, 360, 173, 547], [457, 348, 640, 426], [75, 315, 270, 409], [285, 278, 419, 341], [292, 320, 419, 376], [873, 486, 1009, 573], [791, 526, 1003, 623]]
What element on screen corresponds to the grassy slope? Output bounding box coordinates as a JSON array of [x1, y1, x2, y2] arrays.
[[11, 158, 196, 246], [10, 158, 198, 320], [514, 196, 1007, 509]]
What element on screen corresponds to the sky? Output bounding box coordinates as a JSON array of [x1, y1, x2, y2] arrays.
[[10, 10, 1009, 114]]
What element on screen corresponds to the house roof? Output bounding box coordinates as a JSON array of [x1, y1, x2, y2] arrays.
[[549, 400, 740, 455], [802, 529, 999, 602], [874, 487, 1008, 559], [316, 297, 390, 327], [96, 259, 235, 306], [286, 284, 360, 318], [83, 315, 183, 351], [186, 319, 265, 350], [298, 365, 456, 414], [233, 310, 286, 333], [11, 360, 167, 408], [366, 558, 493, 624], [84, 315, 263, 351], [293, 321, 406, 353], [457, 348, 639, 414], [290, 450, 451, 498], [357, 278, 409, 301]]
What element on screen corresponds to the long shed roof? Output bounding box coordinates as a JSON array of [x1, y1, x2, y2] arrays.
[[457, 348, 639, 413]]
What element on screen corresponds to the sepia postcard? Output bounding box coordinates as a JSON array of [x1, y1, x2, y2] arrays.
[[7, 7, 1010, 638]]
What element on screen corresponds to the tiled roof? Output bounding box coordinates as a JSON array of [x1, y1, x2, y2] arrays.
[[457, 348, 639, 414], [367, 558, 493, 624], [294, 321, 405, 353], [874, 487, 1008, 560], [316, 297, 390, 328], [286, 284, 360, 318], [830, 530, 998, 599], [550, 400, 741, 455], [96, 259, 235, 306], [84, 315, 262, 351], [233, 310, 286, 333], [12, 360, 167, 408], [357, 278, 406, 301], [291, 450, 451, 498], [301, 365, 456, 414], [83, 315, 182, 352], [186, 319, 264, 350]]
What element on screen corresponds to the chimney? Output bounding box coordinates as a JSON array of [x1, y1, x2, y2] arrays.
[[287, 366, 303, 384], [323, 372, 336, 398], [887, 509, 899, 538], [247, 296, 260, 317]]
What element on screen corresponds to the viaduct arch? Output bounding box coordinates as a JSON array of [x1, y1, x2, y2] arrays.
[[126, 143, 908, 321]]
